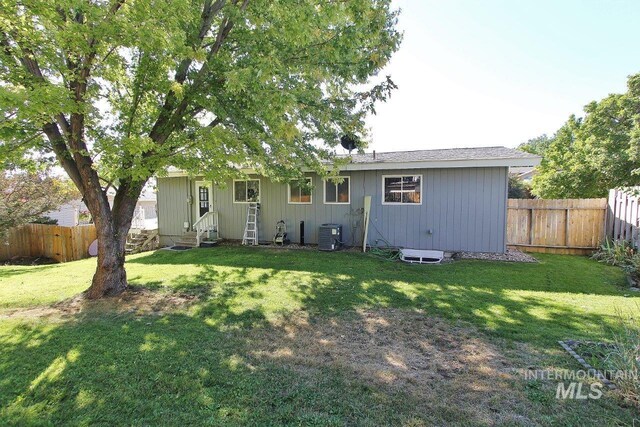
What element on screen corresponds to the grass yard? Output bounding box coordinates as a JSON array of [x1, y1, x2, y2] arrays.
[[1, 247, 638, 425]]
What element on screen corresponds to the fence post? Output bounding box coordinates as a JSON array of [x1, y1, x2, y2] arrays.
[[565, 208, 570, 247], [606, 189, 615, 240]]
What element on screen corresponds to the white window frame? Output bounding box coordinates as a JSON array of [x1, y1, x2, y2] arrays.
[[233, 179, 261, 204], [381, 174, 423, 206], [288, 177, 313, 205], [323, 176, 350, 205]]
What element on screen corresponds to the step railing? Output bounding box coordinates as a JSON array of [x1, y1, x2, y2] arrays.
[[193, 211, 218, 246], [131, 206, 146, 229]]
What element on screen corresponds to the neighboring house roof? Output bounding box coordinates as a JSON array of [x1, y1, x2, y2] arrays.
[[509, 166, 537, 181], [164, 146, 540, 176]]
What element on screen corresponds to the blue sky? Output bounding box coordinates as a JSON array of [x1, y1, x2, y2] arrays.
[[365, 0, 640, 152]]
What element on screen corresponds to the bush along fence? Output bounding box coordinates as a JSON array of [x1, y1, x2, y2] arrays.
[[1, 223, 96, 263]]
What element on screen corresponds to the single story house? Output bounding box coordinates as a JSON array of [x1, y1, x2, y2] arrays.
[[45, 199, 87, 227], [45, 186, 158, 229], [157, 146, 540, 253]]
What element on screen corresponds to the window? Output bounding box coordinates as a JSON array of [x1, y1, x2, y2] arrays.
[[382, 175, 422, 205], [233, 179, 260, 203], [288, 177, 312, 204], [324, 177, 350, 204]]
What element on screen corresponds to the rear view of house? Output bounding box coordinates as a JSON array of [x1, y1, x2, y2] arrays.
[[157, 146, 540, 253]]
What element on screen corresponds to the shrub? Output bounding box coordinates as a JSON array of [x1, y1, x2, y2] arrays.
[[622, 254, 640, 281], [592, 239, 635, 267]]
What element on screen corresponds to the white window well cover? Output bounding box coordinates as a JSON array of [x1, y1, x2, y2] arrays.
[[399, 249, 444, 264]]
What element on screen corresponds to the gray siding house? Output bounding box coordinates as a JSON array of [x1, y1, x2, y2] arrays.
[[157, 146, 539, 253]]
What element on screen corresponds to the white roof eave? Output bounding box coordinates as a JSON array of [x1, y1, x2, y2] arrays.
[[162, 156, 540, 177]]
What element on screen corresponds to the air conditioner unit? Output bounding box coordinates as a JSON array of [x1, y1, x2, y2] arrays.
[[318, 224, 342, 251]]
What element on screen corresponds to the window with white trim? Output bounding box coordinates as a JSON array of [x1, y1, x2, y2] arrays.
[[382, 175, 422, 204], [288, 177, 312, 204], [233, 179, 260, 203], [324, 177, 350, 204]]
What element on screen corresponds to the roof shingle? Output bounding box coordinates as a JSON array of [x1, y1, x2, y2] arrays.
[[345, 146, 538, 164]]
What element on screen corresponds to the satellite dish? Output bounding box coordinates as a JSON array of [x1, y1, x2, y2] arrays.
[[340, 135, 358, 153]]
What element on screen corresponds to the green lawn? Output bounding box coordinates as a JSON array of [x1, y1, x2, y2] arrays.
[[1, 247, 638, 425]]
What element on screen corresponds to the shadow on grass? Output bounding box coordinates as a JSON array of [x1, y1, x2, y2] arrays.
[[0, 264, 59, 279], [0, 247, 637, 424], [124, 246, 636, 347], [129, 246, 632, 296], [1, 294, 634, 425]]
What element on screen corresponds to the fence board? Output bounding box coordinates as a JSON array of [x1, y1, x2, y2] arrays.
[[607, 188, 640, 247], [1, 224, 96, 263], [507, 198, 607, 254]]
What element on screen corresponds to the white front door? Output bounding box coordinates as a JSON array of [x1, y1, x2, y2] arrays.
[[195, 181, 213, 220]]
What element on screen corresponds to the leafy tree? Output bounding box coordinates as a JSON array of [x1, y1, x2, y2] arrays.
[[0, 172, 78, 236], [518, 134, 553, 157], [0, 1, 401, 298], [508, 175, 533, 199], [531, 73, 640, 199]]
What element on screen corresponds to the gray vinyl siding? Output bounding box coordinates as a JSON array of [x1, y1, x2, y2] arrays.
[[157, 176, 191, 246], [157, 166, 508, 253]]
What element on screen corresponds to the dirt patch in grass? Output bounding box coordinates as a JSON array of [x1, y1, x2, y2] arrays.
[[248, 308, 534, 425], [0, 287, 197, 320]]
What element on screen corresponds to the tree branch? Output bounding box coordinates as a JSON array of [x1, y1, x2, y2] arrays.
[[148, 0, 248, 146]]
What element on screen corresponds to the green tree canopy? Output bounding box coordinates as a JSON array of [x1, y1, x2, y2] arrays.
[[0, 172, 78, 236], [518, 134, 553, 157], [531, 73, 640, 199], [0, 0, 401, 297]]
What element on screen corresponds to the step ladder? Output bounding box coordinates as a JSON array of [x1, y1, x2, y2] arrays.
[[242, 203, 259, 245]]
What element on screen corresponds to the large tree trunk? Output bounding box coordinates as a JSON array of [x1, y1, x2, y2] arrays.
[[86, 219, 129, 299], [85, 183, 142, 299]]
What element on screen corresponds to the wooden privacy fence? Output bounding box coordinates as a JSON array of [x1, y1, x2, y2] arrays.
[[607, 188, 640, 248], [1, 223, 96, 263], [507, 198, 607, 254]]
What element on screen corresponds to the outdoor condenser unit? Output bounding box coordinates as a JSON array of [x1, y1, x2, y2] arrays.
[[318, 223, 343, 251]]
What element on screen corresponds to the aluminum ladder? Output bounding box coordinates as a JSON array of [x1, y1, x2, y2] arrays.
[[241, 203, 259, 245]]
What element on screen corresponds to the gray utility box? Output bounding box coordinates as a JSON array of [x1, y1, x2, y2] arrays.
[[318, 224, 343, 251]]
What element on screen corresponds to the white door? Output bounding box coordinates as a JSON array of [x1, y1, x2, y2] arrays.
[[195, 181, 213, 220]]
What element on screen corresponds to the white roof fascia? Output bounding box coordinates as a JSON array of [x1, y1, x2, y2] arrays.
[[162, 157, 540, 177]]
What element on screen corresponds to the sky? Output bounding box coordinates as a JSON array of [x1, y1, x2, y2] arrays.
[[364, 0, 640, 152]]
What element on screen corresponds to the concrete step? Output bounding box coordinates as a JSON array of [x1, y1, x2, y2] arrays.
[[179, 236, 198, 243], [175, 242, 196, 248]]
